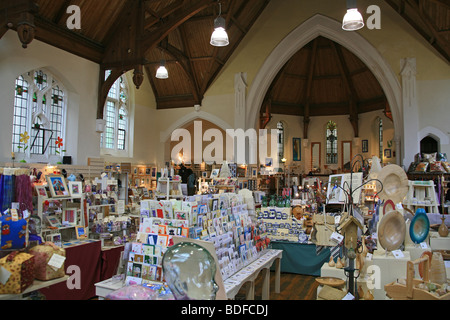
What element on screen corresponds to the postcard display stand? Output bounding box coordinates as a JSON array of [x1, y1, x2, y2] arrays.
[[118, 193, 272, 299]]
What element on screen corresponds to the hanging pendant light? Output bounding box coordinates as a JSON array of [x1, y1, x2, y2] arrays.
[[342, 0, 364, 31], [210, 2, 229, 47], [156, 59, 169, 79]]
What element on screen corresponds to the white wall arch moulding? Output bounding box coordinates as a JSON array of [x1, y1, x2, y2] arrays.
[[418, 126, 449, 146], [245, 14, 403, 165], [160, 110, 233, 143]]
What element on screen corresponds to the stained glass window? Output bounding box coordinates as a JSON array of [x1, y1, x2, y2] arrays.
[[102, 74, 129, 152], [12, 69, 66, 159], [277, 121, 284, 162], [326, 120, 338, 164], [378, 118, 383, 161]]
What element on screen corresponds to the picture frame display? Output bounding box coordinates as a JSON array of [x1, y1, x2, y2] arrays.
[[68, 181, 82, 197], [293, 138, 301, 161], [362, 140, 369, 153], [46, 175, 69, 198], [35, 185, 48, 198]]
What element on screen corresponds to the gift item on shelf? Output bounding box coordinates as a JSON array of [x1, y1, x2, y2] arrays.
[[28, 242, 66, 281], [0, 212, 28, 250], [0, 251, 35, 294]]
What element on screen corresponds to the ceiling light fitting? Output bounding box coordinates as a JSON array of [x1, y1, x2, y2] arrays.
[[210, 2, 229, 47], [342, 0, 364, 31], [156, 59, 169, 79]]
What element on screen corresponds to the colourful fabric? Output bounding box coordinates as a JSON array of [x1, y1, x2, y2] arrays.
[[0, 174, 15, 212], [29, 242, 66, 281], [0, 215, 27, 250], [0, 251, 35, 294]]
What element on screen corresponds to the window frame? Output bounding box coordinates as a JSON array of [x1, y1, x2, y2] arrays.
[[12, 69, 67, 163], [100, 74, 130, 156]]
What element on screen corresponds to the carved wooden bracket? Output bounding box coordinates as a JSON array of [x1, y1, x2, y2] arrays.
[[0, 0, 38, 48]]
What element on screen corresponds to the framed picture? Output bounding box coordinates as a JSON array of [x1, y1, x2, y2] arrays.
[[202, 171, 208, 178], [362, 140, 369, 153], [265, 158, 273, 167], [293, 138, 301, 161], [210, 169, 220, 179], [62, 209, 77, 226], [46, 233, 62, 247], [151, 167, 157, 178], [145, 168, 151, 175], [46, 215, 62, 228], [46, 175, 69, 198], [68, 181, 82, 197], [251, 167, 258, 178], [35, 185, 48, 198], [384, 149, 392, 158], [75, 226, 87, 239]]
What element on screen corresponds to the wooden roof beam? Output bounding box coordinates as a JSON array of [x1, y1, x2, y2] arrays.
[[332, 41, 360, 137]]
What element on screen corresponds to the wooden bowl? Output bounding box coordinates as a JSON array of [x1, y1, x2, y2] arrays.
[[378, 210, 406, 251], [315, 277, 345, 288]]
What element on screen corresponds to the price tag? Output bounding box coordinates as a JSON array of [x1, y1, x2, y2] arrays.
[[334, 215, 341, 224], [342, 292, 355, 300], [392, 250, 404, 259], [420, 242, 428, 249], [10, 209, 19, 221], [330, 232, 344, 244], [48, 254, 66, 271], [0, 266, 11, 285]]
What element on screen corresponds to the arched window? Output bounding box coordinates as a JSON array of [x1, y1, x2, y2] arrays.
[[277, 121, 285, 162], [326, 120, 338, 164], [12, 69, 66, 161], [101, 74, 129, 153]]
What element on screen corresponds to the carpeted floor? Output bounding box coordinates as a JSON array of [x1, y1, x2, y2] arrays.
[[236, 271, 319, 300]]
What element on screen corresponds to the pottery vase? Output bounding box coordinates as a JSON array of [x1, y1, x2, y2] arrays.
[[328, 256, 335, 267], [364, 289, 374, 300], [361, 236, 369, 257], [438, 216, 449, 237], [336, 257, 344, 269], [430, 252, 447, 285]]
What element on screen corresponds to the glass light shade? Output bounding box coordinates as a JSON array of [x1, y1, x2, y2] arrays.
[[210, 16, 229, 47], [342, 8, 364, 31], [155, 62, 168, 79]]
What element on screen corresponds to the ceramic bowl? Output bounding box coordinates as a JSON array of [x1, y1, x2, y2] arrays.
[[410, 210, 430, 244]]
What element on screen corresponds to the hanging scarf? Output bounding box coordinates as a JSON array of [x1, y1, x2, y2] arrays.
[[14, 174, 33, 216], [0, 174, 15, 212]]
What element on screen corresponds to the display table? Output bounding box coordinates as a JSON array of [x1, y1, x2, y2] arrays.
[[95, 277, 126, 300], [101, 245, 124, 281], [95, 249, 283, 300], [429, 231, 450, 250], [320, 251, 411, 300], [223, 249, 282, 300], [0, 276, 69, 300], [39, 240, 102, 300], [270, 241, 330, 276]]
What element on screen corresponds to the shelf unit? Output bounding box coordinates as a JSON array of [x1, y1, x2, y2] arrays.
[[404, 180, 439, 213], [37, 194, 87, 241], [155, 178, 184, 200]]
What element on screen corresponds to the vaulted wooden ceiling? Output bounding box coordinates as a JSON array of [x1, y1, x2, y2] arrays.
[[260, 36, 390, 139], [1, 0, 449, 121]]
